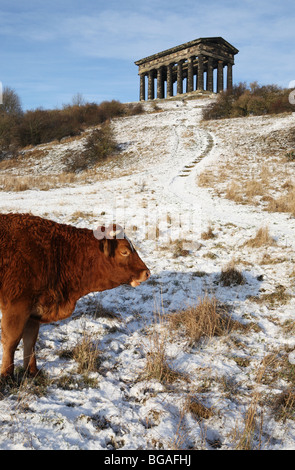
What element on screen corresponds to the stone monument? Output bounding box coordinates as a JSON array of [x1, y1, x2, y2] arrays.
[[135, 37, 239, 100]]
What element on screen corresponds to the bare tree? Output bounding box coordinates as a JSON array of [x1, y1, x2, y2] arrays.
[[71, 93, 85, 107], [1, 86, 23, 116]]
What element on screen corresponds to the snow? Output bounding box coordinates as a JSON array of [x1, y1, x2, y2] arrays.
[[0, 96, 295, 450]]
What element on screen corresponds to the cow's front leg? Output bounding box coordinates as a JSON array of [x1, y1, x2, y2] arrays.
[[22, 317, 40, 376], [1, 301, 31, 378]]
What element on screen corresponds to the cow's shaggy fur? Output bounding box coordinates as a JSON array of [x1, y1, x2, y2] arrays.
[[0, 213, 149, 377]]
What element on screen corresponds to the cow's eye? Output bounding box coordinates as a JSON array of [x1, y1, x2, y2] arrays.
[[120, 248, 130, 257]]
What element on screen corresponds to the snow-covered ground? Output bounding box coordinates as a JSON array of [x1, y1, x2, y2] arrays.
[[0, 96, 295, 450]]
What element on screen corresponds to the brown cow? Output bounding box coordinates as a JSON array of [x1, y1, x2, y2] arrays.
[[0, 213, 150, 378]]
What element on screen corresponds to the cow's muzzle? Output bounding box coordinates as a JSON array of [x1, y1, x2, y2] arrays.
[[130, 269, 150, 287]]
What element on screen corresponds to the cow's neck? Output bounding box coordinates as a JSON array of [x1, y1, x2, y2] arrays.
[[75, 244, 121, 298]]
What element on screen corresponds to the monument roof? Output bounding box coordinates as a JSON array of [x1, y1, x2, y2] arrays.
[[135, 37, 239, 65]]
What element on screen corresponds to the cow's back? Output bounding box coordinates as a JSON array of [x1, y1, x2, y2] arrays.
[[1, 215, 56, 301], [0, 214, 19, 293], [0, 213, 48, 301], [0, 213, 92, 305]]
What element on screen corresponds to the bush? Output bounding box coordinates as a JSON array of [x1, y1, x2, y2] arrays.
[[16, 109, 81, 147], [0, 92, 144, 154], [0, 87, 23, 157], [0, 114, 18, 155], [84, 124, 118, 162], [203, 82, 294, 120], [64, 122, 118, 172], [203, 83, 247, 120], [1, 87, 23, 117]]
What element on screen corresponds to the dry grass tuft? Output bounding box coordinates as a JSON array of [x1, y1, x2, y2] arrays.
[[201, 225, 216, 240], [0, 173, 77, 192], [244, 226, 276, 248], [168, 295, 241, 346], [197, 171, 214, 187], [59, 333, 101, 375], [234, 389, 262, 450], [249, 285, 292, 307], [267, 187, 295, 217], [145, 350, 182, 384], [185, 395, 214, 420], [225, 182, 244, 203], [0, 368, 50, 404], [144, 313, 184, 384], [172, 239, 191, 258], [91, 302, 120, 320], [272, 387, 295, 422], [219, 261, 246, 287], [72, 334, 101, 374], [233, 356, 273, 450]]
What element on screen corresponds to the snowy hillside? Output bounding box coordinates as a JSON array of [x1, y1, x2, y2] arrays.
[[0, 96, 295, 450]]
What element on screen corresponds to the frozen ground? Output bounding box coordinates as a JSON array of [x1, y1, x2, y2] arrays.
[[0, 96, 295, 450]]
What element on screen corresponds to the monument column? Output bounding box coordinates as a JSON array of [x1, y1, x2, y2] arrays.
[[197, 54, 204, 91], [217, 61, 224, 93], [139, 74, 146, 101], [167, 63, 174, 97], [157, 67, 164, 99], [148, 70, 155, 100], [187, 57, 194, 93], [206, 57, 214, 92], [177, 60, 184, 95], [227, 63, 233, 90]]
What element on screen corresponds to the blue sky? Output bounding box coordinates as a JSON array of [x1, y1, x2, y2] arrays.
[[1, 0, 294, 110]]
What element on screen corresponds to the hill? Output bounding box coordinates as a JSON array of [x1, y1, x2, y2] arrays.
[[0, 96, 295, 450]]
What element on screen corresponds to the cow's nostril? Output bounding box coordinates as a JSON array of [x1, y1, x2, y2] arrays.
[[145, 270, 150, 279]]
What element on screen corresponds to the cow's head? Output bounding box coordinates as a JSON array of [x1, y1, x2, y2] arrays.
[[93, 224, 150, 287]]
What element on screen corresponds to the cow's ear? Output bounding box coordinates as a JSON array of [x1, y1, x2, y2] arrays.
[[102, 239, 111, 257]]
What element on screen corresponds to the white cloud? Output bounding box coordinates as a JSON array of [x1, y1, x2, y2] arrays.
[[1, 0, 294, 108], [58, 2, 294, 65], [2, 2, 294, 63], [62, 11, 187, 60]]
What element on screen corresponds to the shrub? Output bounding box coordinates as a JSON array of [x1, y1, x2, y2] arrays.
[[0, 114, 19, 157], [84, 124, 118, 160], [64, 122, 118, 172], [16, 108, 82, 147], [202, 83, 247, 120], [124, 102, 144, 116], [1, 86, 23, 117], [0, 87, 23, 157], [0, 92, 145, 153], [203, 82, 294, 120]]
